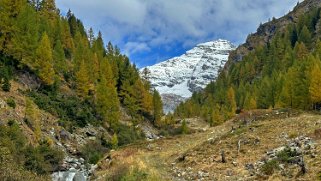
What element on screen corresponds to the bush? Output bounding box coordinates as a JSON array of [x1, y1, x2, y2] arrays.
[[0, 60, 13, 92], [80, 140, 107, 164], [261, 160, 279, 175], [6, 97, 16, 109], [28, 91, 98, 128], [116, 125, 144, 146], [180, 120, 189, 134], [276, 147, 299, 163], [0, 121, 63, 175], [24, 142, 64, 174], [2, 78, 11, 92]]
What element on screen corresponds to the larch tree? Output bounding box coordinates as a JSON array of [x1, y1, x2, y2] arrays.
[[35, 33, 55, 85], [309, 63, 321, 109], [75, 59, 90, 97], [227, 87, 237, 117]]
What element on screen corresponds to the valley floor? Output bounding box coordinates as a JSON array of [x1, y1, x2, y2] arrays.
[[94, 110, 321, 181]]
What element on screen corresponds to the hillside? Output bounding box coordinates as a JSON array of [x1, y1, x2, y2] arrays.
[[0, 0, 163, 180], [94, 110, 321, 180], [141, 40, 235, 113], [174, 0, 321, 124]]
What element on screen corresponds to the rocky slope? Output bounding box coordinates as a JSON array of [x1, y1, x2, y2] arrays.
[[227, 0, 321, 68], [141, 39, 235, 113]]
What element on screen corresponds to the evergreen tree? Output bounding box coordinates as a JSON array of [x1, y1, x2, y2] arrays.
[[309, 63, 321, 109], [35, 33, 55, 85], [298, 25, 312, 46], [10, 3, 39, 67], [95, 77, 120, 128], [210, 104, 223, 126], [53, 40, 66, 73], [153, 89, 163, 127], [0, 0, 24, 52], [75, 60, 90, 97], [227, 87, 237, 116]]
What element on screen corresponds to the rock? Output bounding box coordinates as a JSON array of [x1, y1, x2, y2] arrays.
[[73, 172, 86, 181], [85, 129, 97, 137], [245, 163, 254, 170], [52, 171, 86, 181], [79, 158, 85, 164], [60, 130, 71, 140], [0, 99, 7, 109], [232, 161, 238, 167]]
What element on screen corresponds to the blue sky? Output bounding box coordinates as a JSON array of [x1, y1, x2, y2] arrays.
[[56, 0, 301, 68]]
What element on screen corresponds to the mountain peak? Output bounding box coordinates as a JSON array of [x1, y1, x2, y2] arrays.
[[140, 39, 235, 113]]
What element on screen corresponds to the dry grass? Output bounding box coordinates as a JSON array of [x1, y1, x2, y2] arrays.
[[95, 111, 321, 181]]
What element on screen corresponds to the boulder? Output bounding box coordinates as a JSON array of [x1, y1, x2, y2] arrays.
[[60, 130, 71, 141], [0, 99, 7, 109]]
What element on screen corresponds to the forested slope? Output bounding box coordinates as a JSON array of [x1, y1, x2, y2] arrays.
[[0, 0, 162, 179], [174, 0, 321, 125]]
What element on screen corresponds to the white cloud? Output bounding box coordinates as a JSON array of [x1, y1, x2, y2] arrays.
[[124, 42, 151, 56], [56, 0, 300, 64]]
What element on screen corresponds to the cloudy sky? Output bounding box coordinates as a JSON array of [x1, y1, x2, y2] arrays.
[[56, 0, 300, 68]]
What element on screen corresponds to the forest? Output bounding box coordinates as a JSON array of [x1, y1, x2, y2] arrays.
[[0, 0, 163, 129]]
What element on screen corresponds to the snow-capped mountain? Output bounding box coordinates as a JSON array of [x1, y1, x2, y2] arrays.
[[141, 39, 236, 113]]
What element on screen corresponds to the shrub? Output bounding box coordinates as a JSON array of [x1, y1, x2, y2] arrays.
[[276, 147, 299, 163], [0, 121, 63, 175], [111, 133, 118, 149], [2, 78, 11, 92], [23, 142, 64, 174], [180, 120, 189, 134], [28, 91, 98, 128], [261, 160, 279, 175], [116, 125, 144, 146], [80, 140, 107, 164], [6, 97, 16, 109]]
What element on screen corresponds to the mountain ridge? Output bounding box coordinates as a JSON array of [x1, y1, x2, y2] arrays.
[[141, 39, 235, 113]]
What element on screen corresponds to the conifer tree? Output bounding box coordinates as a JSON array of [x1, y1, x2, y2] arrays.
[[298, 25, 312, 46], [75, 59, 90, 97], [153, 89, 163, 127], [53, 40, 66, 73], [0, 0, 25, 52], [35, 33, 55, 85], [227, 87, 237, 116], [309, 63, 321, 109], [11, 3, 39, 67], [95, 75, 120, 128], [210, 104, 223, 126]]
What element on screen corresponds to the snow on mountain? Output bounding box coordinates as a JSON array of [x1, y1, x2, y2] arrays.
[[140, 39, 236, 113]]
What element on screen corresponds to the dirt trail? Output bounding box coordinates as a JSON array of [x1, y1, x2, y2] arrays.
[[95, 118, 235, 180]]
